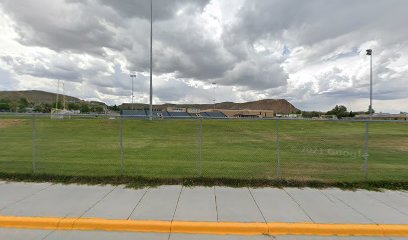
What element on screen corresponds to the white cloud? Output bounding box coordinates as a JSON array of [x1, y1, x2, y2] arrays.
[[0, 0, 407, 113]]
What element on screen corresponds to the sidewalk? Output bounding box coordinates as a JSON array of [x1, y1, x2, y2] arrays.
[[0, 181, 407, 239]]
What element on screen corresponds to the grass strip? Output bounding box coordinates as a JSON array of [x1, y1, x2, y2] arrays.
[[0, 172, 407, 191]]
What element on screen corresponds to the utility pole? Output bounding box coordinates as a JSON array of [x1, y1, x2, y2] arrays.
[[149, 0, 153, 120]]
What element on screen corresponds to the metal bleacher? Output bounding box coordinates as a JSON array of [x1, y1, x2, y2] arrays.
[[121, 110, 147, 118], [168, 112, 191, 117], [121, 110, 226, 119], [160, 111, 171, 117], [202, 112, 227, 118], [200, 112, 210, 117]]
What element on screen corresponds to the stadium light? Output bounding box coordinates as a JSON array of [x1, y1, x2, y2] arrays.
[[212, 82, 216, 110], [149, 0, 153, 120], [366, 49, 373, 119], [130, 74, 136, 110]]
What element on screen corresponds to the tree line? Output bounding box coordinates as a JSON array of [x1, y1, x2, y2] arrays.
[[0, 98, 106, 113], [302, 105, 375, 119]]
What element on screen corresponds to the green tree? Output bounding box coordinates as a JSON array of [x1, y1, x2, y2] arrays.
[[0, 98, 10, 111], [327, 105, 348, 119], [0, 102, 10, 111], [108, 104, 120, 111], [365, 107, 375, 114], [52, 101, 64, 110], [43, 103, 52, 113], [18, 98, 31, 112], [68, 102, 80, 110], [302, 111, 321, 118], [91, 105, 104, 113], [80, 104, 90, 113], [9, 102, 18, 112], [33, 104, 43, 113]]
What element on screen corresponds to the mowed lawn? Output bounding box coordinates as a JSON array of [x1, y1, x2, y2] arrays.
[[0, 116, 407, 181]]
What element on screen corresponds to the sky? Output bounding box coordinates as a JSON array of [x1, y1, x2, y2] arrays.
[[0, 0, 407, 113]]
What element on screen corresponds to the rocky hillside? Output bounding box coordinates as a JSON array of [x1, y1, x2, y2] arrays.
[[0, 90, 81, 104], [0, 90, 106, 106], [122, 99, 299, 114], [1, 90, 299, 114]]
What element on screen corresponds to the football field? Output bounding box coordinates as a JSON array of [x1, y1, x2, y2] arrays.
[[0, 115, 407, 182]]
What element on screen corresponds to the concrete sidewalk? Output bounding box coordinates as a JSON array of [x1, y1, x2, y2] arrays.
[[0, 181, 407, 239]]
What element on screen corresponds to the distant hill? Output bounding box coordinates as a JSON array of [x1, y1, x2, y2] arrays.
[[1, 90, 299, 114], [0, 90, 105, 106], [0, 90, 81, 104], [121, 99, 299, 114]]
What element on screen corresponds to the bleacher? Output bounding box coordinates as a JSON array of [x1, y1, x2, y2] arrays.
[[168, 112, 191, 117], [151, 111, 167, 117], [202, 112, 227, 118], [200, 112, 210, 117], [160, 111, 171, 117], [121, 110, 226, 119], [121, 110, 147, 118]]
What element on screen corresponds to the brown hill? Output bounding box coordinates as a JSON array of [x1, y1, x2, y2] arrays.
[[0, 90, 81, 104], [1, 90, 299, 114], [121, 99, 299, 114], [0, 90, 106, 106]]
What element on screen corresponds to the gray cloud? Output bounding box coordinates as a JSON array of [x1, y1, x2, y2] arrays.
[[1, 0, 127, 55], [98, 0, 210, 21], [225, 0, 408, 45], [220, 59, 287, 90], [0, 68, 18, 91], [1, 55, 82, 82], [1, 54, 112, 84], [0, 0, 407, 112]]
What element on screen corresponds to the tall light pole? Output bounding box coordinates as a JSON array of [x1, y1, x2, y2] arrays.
[[364, 48, 373, 179], [149, 0, 153, 120], [130, 74, 136, 110], [366, 49, 373, 119], [56, 80, 60, 110], [212, 82, 216, 110]]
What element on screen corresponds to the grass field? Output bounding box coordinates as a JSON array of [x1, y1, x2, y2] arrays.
[[0, 115, 407, 183]]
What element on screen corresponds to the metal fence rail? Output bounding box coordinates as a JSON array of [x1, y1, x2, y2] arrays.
[[0, 113, 407, 181]]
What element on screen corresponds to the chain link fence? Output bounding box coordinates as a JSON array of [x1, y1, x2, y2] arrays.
[[0, 114, 33, 173], [279, 120, 367, 180], [0, 113, 407, 181], [201, 118, 277, 178], [121, 117, 200, 177], [34, 114, 122, 176]]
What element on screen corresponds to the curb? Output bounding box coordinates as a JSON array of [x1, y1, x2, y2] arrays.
[[0, 216, 407, 236]]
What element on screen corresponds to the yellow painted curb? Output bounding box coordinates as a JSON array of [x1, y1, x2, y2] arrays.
[[171, 221, 269, 235], [0, 216, 407, 236]]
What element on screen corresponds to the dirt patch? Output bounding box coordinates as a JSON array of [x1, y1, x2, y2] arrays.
[[371, 139, 408, 152], [0, 119, 24, 129], [281, 135, 297, 141]]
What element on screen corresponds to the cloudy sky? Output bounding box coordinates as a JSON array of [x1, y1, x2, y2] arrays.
[[0, 0, 407, 112]]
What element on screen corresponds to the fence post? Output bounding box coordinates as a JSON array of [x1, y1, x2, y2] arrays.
[[31, 114, 36, 173], [276, 119, 281, 178], [120, 115, 124, 175], [199, 118, 203, 177], [364, 121, 369, 179]]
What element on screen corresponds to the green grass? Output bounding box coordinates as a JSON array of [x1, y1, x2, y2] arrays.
[[0, 116, 407, 188]]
